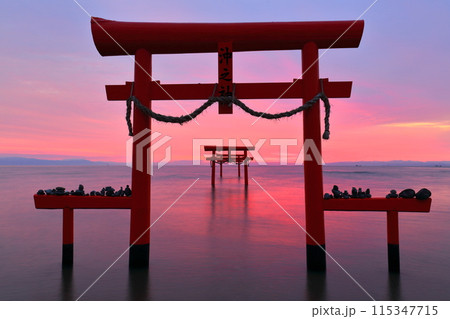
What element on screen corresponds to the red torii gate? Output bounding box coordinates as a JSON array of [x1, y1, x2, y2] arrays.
[[91, 17, 362, 269], [203, 145, 255, 186], [33, 17, 431, 272]]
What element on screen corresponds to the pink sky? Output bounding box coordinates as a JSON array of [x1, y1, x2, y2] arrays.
[[0, 0, 449, 163]]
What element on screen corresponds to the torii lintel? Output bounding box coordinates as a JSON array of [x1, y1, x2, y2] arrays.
[[91, 17, 364, 56]]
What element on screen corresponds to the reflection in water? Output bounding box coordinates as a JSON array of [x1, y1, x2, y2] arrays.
[[210, 187, 216, 216], [306, 271, 327, 301], [208, 183, 250, 239], [388, 273, 401, 300], [242, 186, 249, 240], [244, 186, 248, 216], [1, 165, 450, 300], [127, 268, 150, 301], [208, 187, 216, 237], [60, 266, 73, 301]]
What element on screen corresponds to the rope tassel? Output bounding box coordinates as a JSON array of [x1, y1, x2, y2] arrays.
[[126, 92, 331, 139]]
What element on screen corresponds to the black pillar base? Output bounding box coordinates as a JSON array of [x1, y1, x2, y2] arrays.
[[129, 244, 150, 268], [62, 244, 73, 266], [306, 271, 327, 300], [307, 244, 326, 271], [388, 243, 400, 273], [127, 268, 150, 300]]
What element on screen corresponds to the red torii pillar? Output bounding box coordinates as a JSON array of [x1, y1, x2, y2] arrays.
[[129, 49, 151, 267], [91, 17, 364, 270], [302, 42, 326, 270]]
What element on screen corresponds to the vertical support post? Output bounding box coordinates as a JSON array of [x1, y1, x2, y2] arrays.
[[302, 42, 326, 271], [129, 49, 151, 267], [387, 210, 400, 272], [62, 208, 74, 266], [244, 150, 249, 186], [211, 150, 216, 187], [238, 162, 241, 177], [220, 162, 223, 177], [218, 41, 233, 114]]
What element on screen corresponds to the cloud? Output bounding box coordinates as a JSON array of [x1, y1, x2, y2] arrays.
[[382, 121, 450, 130]]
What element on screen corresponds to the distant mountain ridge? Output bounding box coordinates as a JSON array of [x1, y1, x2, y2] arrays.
[[0, 157, 121, 166], [328, 160, 450, 167], [0, 157, 449, 167]]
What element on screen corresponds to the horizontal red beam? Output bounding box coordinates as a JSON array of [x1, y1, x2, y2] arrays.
[[91, 18, 364, 56], [34, 195, 132, 209], [323, 198, 432, 213], [106, 79, 352, 101], [204, 146, 255, 151], [206, 156, 253, 161], [207, 155, 253, 159]]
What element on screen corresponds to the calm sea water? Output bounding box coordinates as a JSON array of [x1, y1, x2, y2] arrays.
[[0, 165, 449, 301]]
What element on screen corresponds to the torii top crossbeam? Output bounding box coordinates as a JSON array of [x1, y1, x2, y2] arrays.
[[91, 17, 364, 55]]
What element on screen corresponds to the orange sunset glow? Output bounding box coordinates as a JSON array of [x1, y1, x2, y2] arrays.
[[0, 1, 449, 164]]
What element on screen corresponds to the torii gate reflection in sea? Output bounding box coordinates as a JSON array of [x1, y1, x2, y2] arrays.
[[34, 17, 432, 271]]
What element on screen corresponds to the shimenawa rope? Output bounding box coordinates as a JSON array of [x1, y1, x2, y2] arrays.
[[125, 84, 331, 139]]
